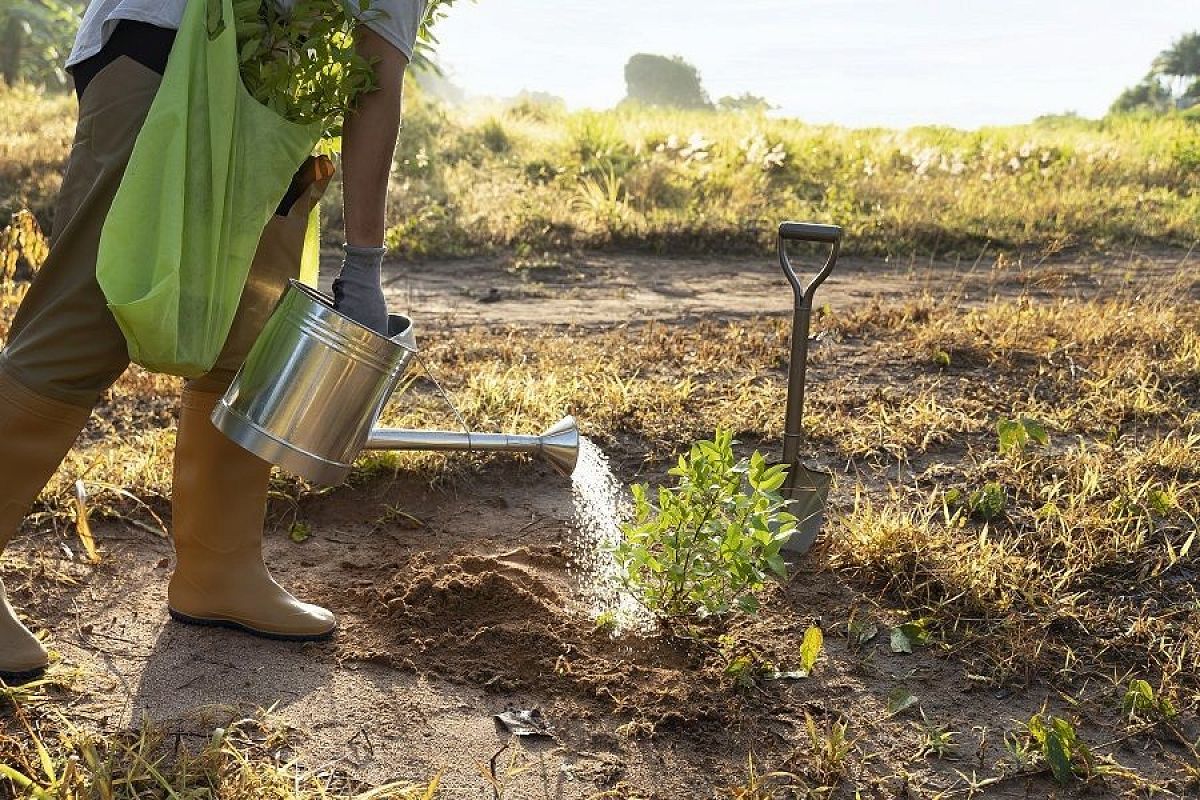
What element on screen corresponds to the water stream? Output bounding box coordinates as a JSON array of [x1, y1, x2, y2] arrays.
[[566, 436, 649, 632]]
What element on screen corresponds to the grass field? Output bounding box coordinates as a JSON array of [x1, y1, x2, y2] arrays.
[[4, 82, 1199, 260], [1, 82, 1198, 798]]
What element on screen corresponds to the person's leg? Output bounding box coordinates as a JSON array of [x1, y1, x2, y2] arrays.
[[169, 157, 336, 640], [0, 376, 92, 679], [0, 57, 161, 679]]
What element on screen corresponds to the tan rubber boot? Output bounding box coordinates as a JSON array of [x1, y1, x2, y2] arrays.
[[0, 578, 49, 680], [0, 370, 92, 680], [167, 387, 335, 640]]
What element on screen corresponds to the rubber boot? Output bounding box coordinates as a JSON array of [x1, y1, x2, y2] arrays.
[[0, 370, 92, 680], [0, 578, 50, 681], [167, 387, 335, 640]]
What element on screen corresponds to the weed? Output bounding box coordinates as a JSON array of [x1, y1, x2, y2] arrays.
[[1121, 678, 1178, 722], [0, 703, 439, 799], [1017, 713, 1095, 784], [725, 753, 801, 799], [797, 711, 855, 787], [915, 716, 958, 759]]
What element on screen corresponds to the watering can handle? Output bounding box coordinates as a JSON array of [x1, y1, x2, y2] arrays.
[[777, 222, 842, 307]]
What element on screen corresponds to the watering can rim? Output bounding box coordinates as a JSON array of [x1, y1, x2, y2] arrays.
[[285, 279, 418, 354]]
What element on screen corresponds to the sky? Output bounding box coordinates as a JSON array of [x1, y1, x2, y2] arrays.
[[432, 0, 1200, 129]]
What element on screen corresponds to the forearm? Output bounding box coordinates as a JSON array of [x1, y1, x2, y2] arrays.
[[341, 26, 408, 247]]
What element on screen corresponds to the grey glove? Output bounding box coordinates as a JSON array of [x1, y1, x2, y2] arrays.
[[332, 243, 389, 335]]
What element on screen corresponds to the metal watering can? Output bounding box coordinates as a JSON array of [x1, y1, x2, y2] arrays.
[[212, 280, 579, 485]]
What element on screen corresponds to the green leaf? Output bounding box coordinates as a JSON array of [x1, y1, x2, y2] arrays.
[[886, 687, 918, 715], [798, 626, 823, 676], [289, 521, 312, 543], [1024, 418, 1049, 446], [997, 416, 1049, 454], [967, 482, 1006, 520], [1122, 679, 1154, 716], [997, 417, 1026, 453], [735, 594, 760, 614], [848, 618, 878, 644], [1045, 731, 1075, 784], [1026, 714, 1049, 745], [890, 619, 931, 654]]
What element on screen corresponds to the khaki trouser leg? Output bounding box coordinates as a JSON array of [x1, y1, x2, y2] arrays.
[[0, 53, 336, 663], [0, 57, 163, 405]]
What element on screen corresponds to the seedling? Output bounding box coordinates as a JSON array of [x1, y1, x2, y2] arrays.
[[996, 416, 1049, 455], [614, 429, 796, 621], [943, 482, 1007, 521], [1021, 713, 1095, 784], [889, 618, 933, 654], [915, 716, 958, 759], [1121, 679, 1177, 722]]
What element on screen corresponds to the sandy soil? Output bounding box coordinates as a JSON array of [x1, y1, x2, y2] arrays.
[[5, 248, 1194, 798]]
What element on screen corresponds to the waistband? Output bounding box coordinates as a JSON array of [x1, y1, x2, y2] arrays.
[[72, 19, 177, 101]]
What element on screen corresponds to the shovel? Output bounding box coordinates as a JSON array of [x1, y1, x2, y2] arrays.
[[775, 221, 842, 554]]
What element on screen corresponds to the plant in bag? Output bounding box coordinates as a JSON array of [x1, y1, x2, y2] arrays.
[[614, 429, 797, 621], [231, 0, 380, 137]]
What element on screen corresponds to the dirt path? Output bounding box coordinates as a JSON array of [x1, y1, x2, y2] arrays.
[[347, 248, 1195, 328], [9, 249, 1195, 798]]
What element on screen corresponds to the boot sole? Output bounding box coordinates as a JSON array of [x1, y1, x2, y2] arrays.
[[0, 665, 47, 684], [168, 608, 336, 642]]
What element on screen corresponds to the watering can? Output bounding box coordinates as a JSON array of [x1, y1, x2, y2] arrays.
[[211, 280, 579, 485], [775, 221, 841, 554]]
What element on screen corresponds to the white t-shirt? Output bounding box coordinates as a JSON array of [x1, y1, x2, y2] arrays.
[[66, 0, 428, 67]]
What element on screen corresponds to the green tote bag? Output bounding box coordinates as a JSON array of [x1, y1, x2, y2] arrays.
[[97, 0, 323, 377]]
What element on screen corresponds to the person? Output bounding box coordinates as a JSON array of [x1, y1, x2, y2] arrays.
[[0, 0, 427, 681]]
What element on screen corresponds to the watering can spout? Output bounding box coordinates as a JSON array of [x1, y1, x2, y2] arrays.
[[363, 415, 580, 478], [537, 415, 581, 477]]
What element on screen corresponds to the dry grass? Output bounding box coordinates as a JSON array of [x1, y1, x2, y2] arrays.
[[0, 678, 439, 799], [0, 86, 74, 225], [2, 259, 1197, 794]]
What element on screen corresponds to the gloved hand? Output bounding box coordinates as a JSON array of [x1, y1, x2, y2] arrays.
[[332, 243, 389, 335]]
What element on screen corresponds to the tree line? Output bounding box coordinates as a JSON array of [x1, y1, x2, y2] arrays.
[[1111, 32, 1199, 114], [622, 53, 771, 113]]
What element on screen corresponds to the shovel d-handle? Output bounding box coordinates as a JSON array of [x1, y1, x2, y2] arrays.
[[778, 221, 843, 467], [778, 221, 843, 306]]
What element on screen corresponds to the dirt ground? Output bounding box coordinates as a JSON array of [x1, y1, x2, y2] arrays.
[[4, 247, 1196, 798]]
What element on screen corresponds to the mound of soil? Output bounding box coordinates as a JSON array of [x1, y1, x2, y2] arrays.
[[335, 550, 744, 730]]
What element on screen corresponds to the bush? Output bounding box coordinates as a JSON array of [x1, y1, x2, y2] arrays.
[[614, 430, 797, 621]]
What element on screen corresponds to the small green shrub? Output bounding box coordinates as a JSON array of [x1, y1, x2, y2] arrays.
[[614, 429, 796, 621], [1121, 679, 1177, 721], [1023, 714, 1095, 784], [479, 118, 512, 154]]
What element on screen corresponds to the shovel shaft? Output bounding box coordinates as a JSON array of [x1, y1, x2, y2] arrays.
[[782, 304, 811, 467]]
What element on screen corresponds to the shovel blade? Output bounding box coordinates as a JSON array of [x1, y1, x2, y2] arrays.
[[780, 463, 832, 554]]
